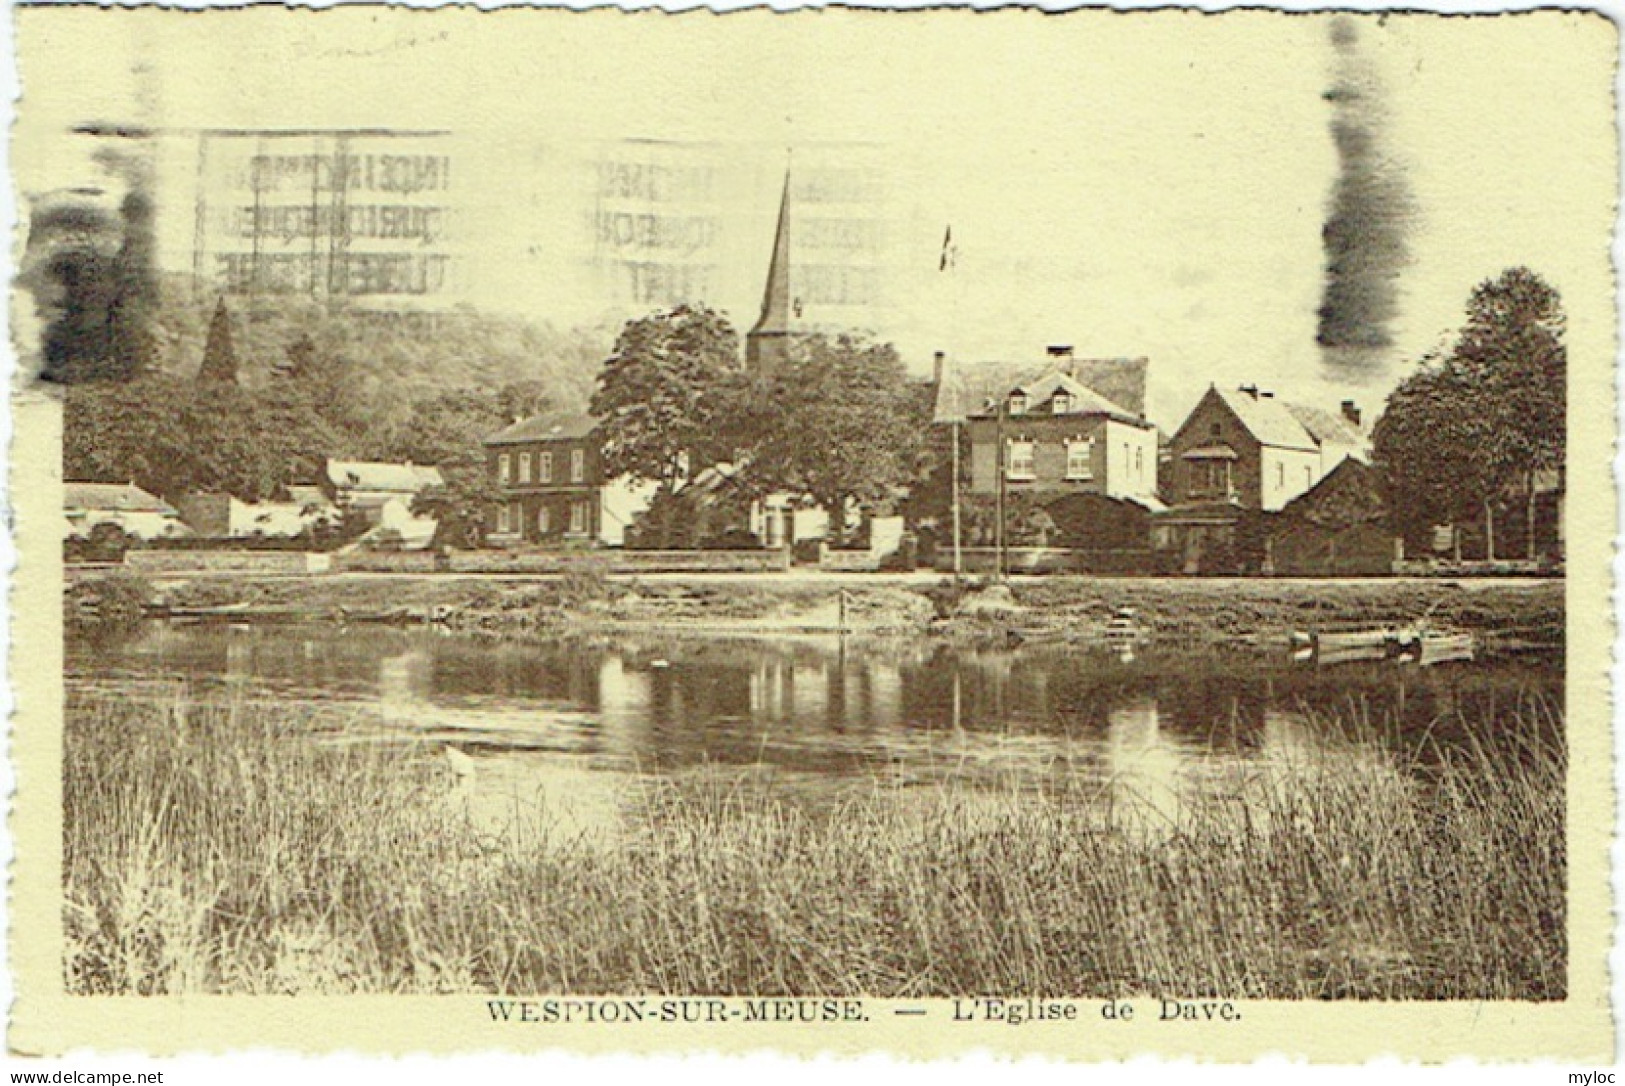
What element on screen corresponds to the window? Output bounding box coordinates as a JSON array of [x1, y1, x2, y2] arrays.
[[498, 453, 511, 484], [1052, 392, 1071, 415], [1210, 422, 1222, 439], [1065, 437, 1094, 480], [569, 499, 588, 535], [517, 452, 532, 484], [570, 448, 586, 483], [537, 505, 550, 536], [1192, 460, 1230, 497], [497, 502, 511, 534], [538, 452, 553, 483], [1008, 393, 1028, 416], [1007, 439, 1036, 480], [1135, 446, 1144, 477], [1276, 463, 1284, 490], [1304, 466, 1313, 490]]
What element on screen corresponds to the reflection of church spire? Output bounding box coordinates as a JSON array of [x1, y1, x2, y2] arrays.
[[746, 168, 798, 380]]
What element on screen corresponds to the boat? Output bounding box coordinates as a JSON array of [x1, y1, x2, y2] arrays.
[[1291, 627, 1475, 667]]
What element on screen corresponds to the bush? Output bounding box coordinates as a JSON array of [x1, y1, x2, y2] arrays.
[[64, 572, 152, 633], [556, 560, 612, 606]]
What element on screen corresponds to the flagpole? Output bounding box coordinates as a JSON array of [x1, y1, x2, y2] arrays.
[[951, 417, 963, 580], [939, 223, 964, 583]]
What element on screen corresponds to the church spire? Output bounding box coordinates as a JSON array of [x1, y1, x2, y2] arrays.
[[746, 168, 797, 379]]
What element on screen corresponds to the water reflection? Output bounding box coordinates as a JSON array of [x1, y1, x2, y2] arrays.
[[69, 622, 1555, 844]]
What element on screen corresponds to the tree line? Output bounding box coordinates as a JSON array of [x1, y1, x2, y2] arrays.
[[588, 304, 928, 546], [1371, 267, 1566, 562], [63, 294, 566, 547]]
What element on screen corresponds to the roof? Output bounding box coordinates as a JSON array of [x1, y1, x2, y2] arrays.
[[1182, 444, 1239, 461], [325, 459, 445, 492], [65, 482, 176, 516], [1055, 355, 1148, 417], [1211, 387, 1319, 452], [973, 368, 1148, 427], [1153, 498, 1247, 524], [285, 485, 335, 508], [1285, 403, 1366, 451], [1279, 457, 1386, 522], [483, 413, 599, 446], [749, 169, 797, 339]]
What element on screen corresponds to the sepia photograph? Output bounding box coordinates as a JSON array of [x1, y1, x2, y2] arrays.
[[6, 2, 1615, 1063]]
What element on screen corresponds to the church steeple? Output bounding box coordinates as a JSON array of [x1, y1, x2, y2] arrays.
[[746, 168, 798, 380]]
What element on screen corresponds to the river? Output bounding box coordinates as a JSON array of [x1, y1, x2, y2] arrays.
[[66, 621, 1562, 843]]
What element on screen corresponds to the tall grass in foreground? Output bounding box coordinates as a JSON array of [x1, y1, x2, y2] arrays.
[[64, 691, 1564, 999]]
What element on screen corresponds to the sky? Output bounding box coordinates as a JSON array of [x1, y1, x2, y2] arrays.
[[12, 7, 1617, 431]]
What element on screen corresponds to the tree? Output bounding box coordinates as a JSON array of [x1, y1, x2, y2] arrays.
[[272, 332, 319, 383], [1451, 267, 1566, 559], [198, 297, 240, 385], [105, 190, 159, 380], [746, 334, 924, 545], [413, 470, 499, 550], [590, 305, 742, 496], [1372, 267, 1566, 560]]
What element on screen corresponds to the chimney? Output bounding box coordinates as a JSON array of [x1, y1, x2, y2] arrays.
[[1239, 383, 1259, 399], [1341, 399, 1362, 428], [1046, 345, 1074, 360], [933, 351, 945, 385]]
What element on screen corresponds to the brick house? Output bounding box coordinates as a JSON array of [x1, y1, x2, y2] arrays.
[[965, 369, 1160, 502], [1154, 384, 1368, 574], [482, 413, 655, 547]]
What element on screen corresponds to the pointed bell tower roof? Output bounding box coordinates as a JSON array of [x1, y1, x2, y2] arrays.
[[750, 168, 794, 338]]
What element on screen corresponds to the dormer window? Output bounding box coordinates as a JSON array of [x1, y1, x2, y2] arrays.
[[1008, 392, 1028, 416], [1052, 392, 1071, 415]]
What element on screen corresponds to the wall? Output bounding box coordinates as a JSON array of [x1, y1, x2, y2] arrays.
[[450, 548, 791, 575], [1259, 446, 1322, 512], [1169, 391, 1262, 507], [819, 547, 883, 572], [967, 415, 1128, 496], [947, 546, 1154, 575], [126, 550, 332, 574], [599, 477, 658, 547], [1102, 418, 1160, 500], [333, 551, 443, 573], [1270, 522, 1394, 577]]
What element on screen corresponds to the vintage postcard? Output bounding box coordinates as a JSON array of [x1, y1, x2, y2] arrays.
[[6, 4, 1616, 1064]]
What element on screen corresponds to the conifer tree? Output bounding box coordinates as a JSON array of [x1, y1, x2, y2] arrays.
[[197, 296, 240, 385]]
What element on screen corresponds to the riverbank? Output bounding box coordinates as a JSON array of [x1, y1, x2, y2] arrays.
[[75, 569, 1564, 652], [64, 690, 1566, 998]]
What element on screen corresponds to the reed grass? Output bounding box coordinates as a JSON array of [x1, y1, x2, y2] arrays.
[[64, 689, 1564, 999]]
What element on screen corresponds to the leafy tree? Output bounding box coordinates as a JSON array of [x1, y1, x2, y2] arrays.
[[1373, 267, 1566, 560], [272, 332, 319, 383], [413, 470, 499, 550], [63, 375, 285, 501], [590, 304, 742, 495], [745, 334, 924, 545], [1451, 267, 1566, 558], [197, 297, 240, 385]]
